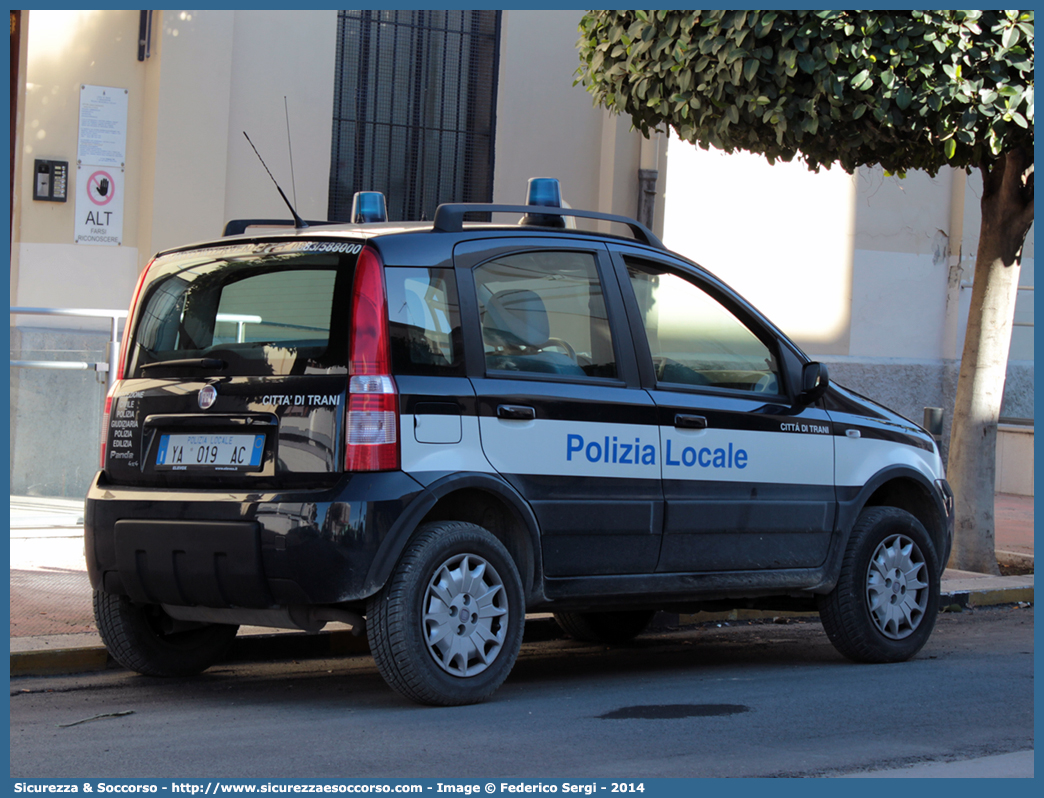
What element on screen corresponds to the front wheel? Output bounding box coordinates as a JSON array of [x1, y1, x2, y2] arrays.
[[818, 507, 941, 663], [366, 521, 525, 706], [93, 590, 239, 676]]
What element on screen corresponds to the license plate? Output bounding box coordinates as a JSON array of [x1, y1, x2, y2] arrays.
[[156, 433, 264, 471]]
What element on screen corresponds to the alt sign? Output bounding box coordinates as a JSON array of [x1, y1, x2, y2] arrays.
[[75, 165, 124, 246]]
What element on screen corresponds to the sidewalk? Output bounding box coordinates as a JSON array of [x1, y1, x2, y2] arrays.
[[9, 493, 1034, 676]]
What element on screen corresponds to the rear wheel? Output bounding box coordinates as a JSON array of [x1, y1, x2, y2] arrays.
[[367, 521, 525, 706], [93, 590, 239, 676], [554, 610, 656, 644], [818, 507, 941, 663]]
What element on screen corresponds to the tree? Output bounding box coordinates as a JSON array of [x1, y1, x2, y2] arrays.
[[577, 10, 1034, 574]]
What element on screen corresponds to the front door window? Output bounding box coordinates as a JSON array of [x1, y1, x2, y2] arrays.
[[626, 260, 781, 395]]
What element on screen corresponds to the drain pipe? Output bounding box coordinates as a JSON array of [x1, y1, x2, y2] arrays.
[[637, 131, 663, 231], [637, 169, 658, 230]]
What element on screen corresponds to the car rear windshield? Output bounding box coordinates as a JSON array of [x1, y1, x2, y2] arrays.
[[128, 241, 362, 377]]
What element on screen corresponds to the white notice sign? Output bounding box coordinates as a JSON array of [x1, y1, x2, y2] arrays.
[[75, 165, 124, 246], [78, 85, 128, 168]]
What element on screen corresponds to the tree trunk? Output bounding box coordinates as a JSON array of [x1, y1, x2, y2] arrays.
[[946, 148, 1034, 574]]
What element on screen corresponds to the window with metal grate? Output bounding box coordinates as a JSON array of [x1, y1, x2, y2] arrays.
[[328, 9, 500, 224]]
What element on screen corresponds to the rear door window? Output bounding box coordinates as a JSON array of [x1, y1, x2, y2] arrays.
[[473, 250, 618, 380]]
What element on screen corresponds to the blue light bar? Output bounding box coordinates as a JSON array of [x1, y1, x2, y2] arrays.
[[351, 191, 388, 224], [520, 178, 565, 228], [525, 177, 562, 208]]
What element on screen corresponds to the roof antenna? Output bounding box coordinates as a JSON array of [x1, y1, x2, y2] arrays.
[[283, 96, 298, 209], [243, 130, 307, 229]]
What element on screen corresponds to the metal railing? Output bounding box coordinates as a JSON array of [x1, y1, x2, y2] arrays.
[[10, 308, 266, 390], [10, 307, 126, 390]]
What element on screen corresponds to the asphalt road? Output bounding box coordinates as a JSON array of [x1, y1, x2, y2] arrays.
[[10, 606, 1033, 779]]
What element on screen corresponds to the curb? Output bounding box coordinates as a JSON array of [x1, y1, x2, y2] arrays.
[[9, 583, 1033, 679], [941, 584, 1034, 609], [9, 647, 109, 677], [997, 549, 1034, 569]]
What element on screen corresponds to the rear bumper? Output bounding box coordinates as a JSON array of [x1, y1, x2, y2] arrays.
[[85, 470, 424, 609]]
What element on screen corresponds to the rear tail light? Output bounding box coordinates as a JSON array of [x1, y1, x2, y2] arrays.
[[345, 376, 398, 470], [345, 246, 399, 471], [101, 259, 153, 469], [117, 257, 153, 382]]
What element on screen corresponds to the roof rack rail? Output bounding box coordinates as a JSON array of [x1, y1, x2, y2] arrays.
[[222, 219, 341, 237], [431, 204, 666, 250]]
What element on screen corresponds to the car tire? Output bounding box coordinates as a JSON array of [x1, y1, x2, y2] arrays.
[[818, 507, 941, 663], [366, 521, 525, 706], [553, 610, 656, 644], [93, 590, 239, 677]]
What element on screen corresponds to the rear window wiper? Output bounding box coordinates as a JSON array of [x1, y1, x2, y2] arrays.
[[139, 358, 228, 371]]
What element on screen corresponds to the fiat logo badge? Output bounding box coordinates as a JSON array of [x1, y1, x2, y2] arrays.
[[198, 385, 217, 410]]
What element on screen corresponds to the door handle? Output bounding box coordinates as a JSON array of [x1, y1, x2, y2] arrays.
[[674, 413, 708, 429], [497, 404, 536, 420]]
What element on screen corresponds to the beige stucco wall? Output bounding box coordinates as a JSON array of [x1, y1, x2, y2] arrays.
[[849, 168, 958, 360], [494, 9, 668, 236], [996, 425, 1033, 496], [851, 166, 1032, 364], [222, 11, 338, 228], [663, 142, 1034, 368], [145, 9, 337, 255], [147, 10, 235, 253], [11, 9, 338, 316], [9, 11, 30, 305], [14, 10, 147, 317]]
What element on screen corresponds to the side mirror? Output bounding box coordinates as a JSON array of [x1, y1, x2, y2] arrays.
[[798, 361, 829, 405]]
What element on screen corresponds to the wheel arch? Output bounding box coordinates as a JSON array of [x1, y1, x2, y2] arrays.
[[362, 472, 544, 604], [838, 466, 949, 565]]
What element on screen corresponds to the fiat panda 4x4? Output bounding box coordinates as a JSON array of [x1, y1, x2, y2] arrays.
[[87, 178, 954, 706]]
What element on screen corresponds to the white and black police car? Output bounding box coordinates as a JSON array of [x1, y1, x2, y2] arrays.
[[87, 178, 954, 706]]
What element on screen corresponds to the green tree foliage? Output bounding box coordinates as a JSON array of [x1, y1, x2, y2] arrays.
[[576, 10, 1033, 175]]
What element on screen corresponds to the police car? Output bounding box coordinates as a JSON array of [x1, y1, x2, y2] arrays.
[[86, 178, 954, 706]]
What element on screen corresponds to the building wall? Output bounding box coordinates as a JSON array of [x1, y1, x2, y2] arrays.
[[14, 10, 146, 316], [11, 9, 341, 307], [849, 169, 958, 360], [221, 11, 338, 235], [147, 10, 236, 253], [996, 425, 1033, 496], [494, 10, 668, 235], [139, 10, 338, 255], [661, 139, 856, 355], [662, 136, 1035, 463]]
